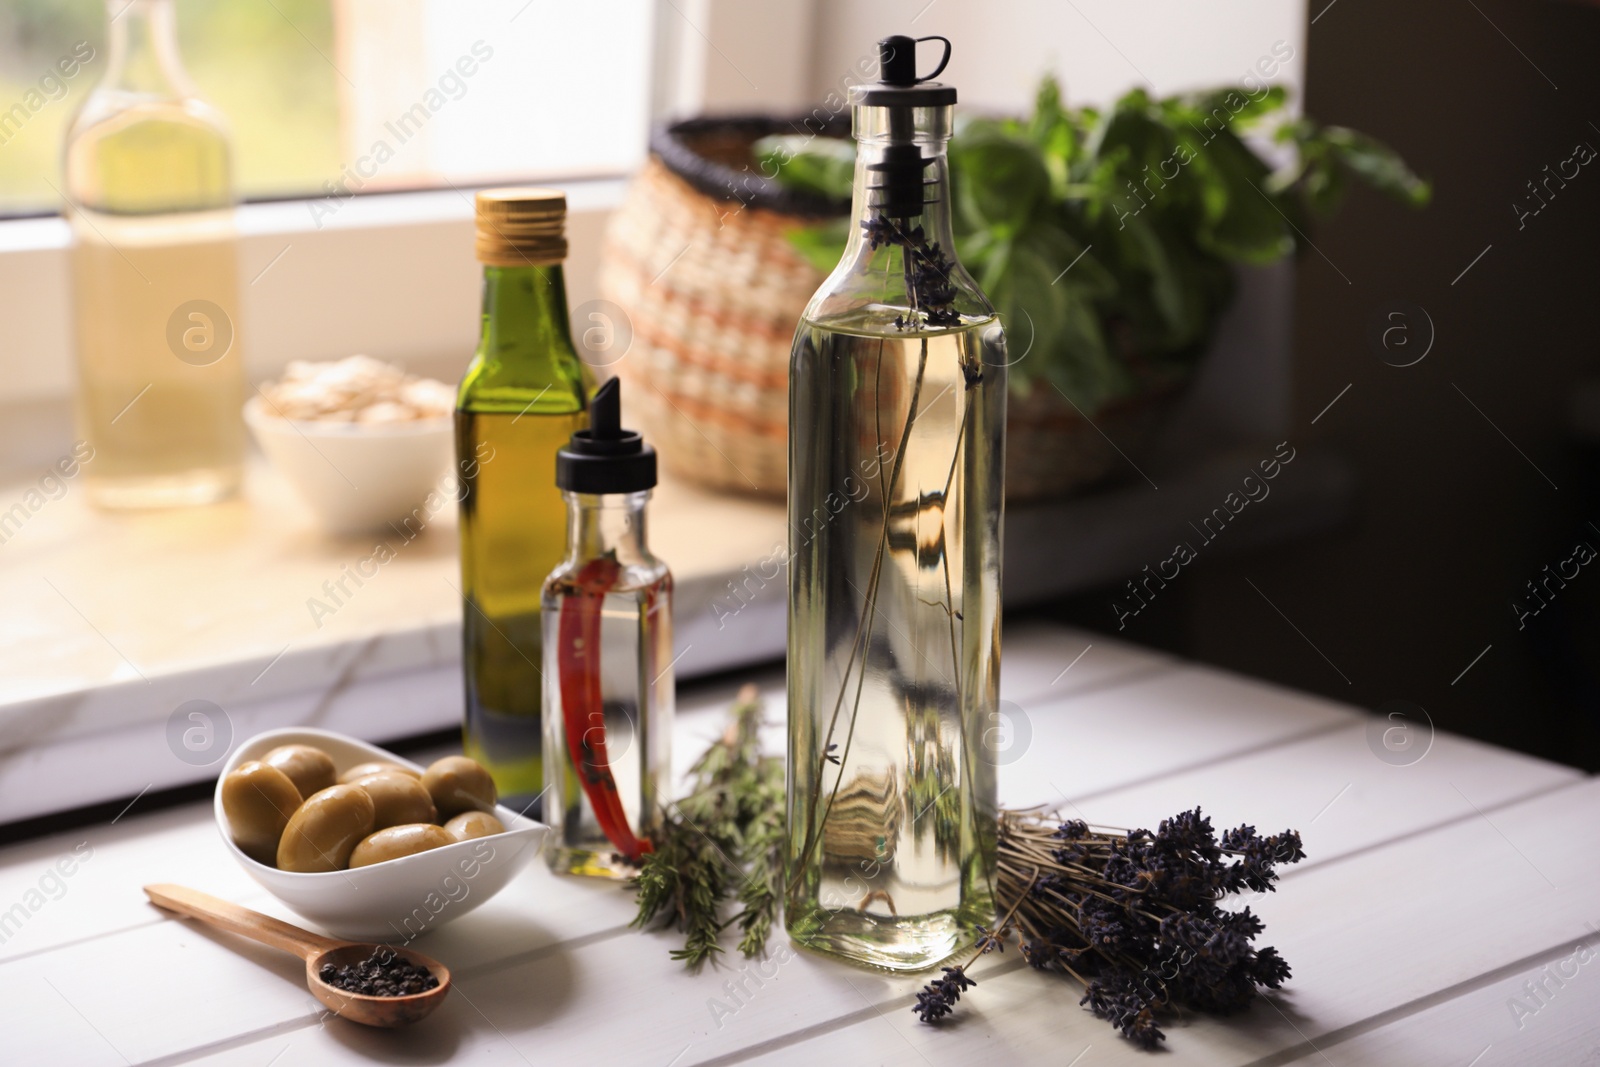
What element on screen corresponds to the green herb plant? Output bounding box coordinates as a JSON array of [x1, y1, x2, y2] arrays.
[[632, 684, 785, 965], [759, 78, 1430, 412]]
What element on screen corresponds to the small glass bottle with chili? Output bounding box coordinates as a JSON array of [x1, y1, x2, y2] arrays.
[[542, 377, 672, 877]]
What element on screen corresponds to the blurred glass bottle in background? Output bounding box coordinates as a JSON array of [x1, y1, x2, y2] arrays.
[[457, 188, 590, 815], [64, 0, 246, 508]]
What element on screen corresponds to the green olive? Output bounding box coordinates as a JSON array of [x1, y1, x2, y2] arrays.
[[422, 756, 497, 819], [355, 771, 438, 830], [262, 744, 337, 799], [443, 810, 505, 842], [338, 760, 421, 785], [349, 823, 456, 868], [221, 761, 302, 866], [276, 784, 375, 873]]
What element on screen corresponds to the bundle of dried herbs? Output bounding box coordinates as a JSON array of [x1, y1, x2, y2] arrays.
[[631, 684, 784, 965], [914, 808, 1306, 1048], [641, 694, 1307, 1053]]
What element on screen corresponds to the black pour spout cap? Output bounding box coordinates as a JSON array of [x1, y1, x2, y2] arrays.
[[556, 377, 656, 494], [848, 35, 957, 107], [855, 35, 958, 217]]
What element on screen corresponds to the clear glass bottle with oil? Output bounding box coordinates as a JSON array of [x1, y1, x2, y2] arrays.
[[785, 35, 1006, 971], [457, 188, 590, 815], [64, 0, 246, 508], [543, 378, 672, 878]]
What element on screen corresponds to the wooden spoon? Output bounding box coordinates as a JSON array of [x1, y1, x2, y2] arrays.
[[144, 883, 450, 1027]]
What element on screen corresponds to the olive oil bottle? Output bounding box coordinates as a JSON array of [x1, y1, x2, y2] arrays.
[[457, 189, 589, 814]]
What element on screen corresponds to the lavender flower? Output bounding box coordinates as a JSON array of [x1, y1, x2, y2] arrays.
[[912, 966, 976, 1023], [861, 216, 962, 330], [914, 806, 1307, 1051], [1082, 974, 1165, 1050]]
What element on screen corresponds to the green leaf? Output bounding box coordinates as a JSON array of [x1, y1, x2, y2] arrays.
[[1302, 155, 1347, 216], [988, 234, 1124, 405], [1028, 75, 1070, 147], [1186, 131, 1295, 263], [753, 135, 854, 200], [950, 130, 1052, 233], [1175, 85, 1288, 130], [785, 217, 850, 275], [1272, 119, 1431, 214], [1094, 90, 1173, 176], [1024, 77, 1082, 199], [1119, 207, 1195, 343], [1320, 126, 1432, 208]]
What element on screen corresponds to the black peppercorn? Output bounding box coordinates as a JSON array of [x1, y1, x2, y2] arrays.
[[318, 947, 440, 998]]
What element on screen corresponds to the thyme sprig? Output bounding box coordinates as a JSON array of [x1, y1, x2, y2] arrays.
[[631, 684, 784, 967], [915, 807, 1306, 1049]]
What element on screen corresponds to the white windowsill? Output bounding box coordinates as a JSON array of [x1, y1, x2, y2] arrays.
[[0, 177, 629, 440], [0, 456, 789, 824], [0, 180, 632, 252]]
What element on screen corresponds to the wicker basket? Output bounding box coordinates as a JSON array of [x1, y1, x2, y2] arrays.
[[600, 116, 1183, 503]]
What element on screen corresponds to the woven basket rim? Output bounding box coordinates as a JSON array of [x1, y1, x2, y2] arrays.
[[650, 114, 852, 218]]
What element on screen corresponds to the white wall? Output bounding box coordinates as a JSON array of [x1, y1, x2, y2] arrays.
[[807, 0, 1307, 113], [655, 0, 818, 116]]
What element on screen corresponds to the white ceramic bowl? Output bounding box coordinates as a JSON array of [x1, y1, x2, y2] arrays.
[[215, 728, 547, 940], [244, 397, 455, 535]]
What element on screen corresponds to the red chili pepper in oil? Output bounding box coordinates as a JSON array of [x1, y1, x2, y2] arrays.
[[543, 378, 673, 879]]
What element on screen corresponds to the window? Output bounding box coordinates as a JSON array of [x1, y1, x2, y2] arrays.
[[0, 0, 654, 217], [0, 0, 1316, 824]]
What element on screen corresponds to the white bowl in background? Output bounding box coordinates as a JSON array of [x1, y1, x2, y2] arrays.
[[215, 727, 547, 940], [243, 396, 455, 535]]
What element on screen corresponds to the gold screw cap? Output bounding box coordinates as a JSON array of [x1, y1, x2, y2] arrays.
[[474, 187, 567, 266]]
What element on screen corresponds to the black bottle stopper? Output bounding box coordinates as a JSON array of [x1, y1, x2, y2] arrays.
[[556, 377, 657, 494], [852, 35, 956, 105], [850, 35, 958, 220]]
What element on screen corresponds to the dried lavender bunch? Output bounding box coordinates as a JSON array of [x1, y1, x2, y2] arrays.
[[632, 685, 785, 967], [915, 807, 1305, 1049]]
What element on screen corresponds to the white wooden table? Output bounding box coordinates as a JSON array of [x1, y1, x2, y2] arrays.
[[0, 621, 1592, 1066]]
